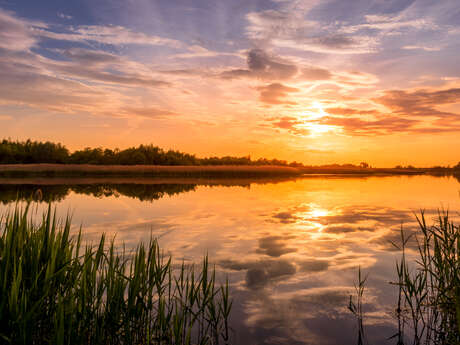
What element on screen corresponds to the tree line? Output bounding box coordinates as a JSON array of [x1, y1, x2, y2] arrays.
[[3, 139, 458, 169], [0, 139, 304, 166]]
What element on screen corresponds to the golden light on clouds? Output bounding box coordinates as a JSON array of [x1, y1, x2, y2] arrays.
[[288, 102, 339, 137], [0, 0, 460, 166]]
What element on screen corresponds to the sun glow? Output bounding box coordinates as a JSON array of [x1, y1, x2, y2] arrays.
[[296, 102, 336, 137]]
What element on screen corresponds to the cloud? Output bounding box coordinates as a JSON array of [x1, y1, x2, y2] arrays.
[[244, 0, 453, 59], [158, 69, 208, 77], [172, 45, 237, 59], [120, 107, 177, 119], [57, 12, 72, 20], [317, 115, 419, 135], [53, 63, 171, 88], [36, 24, 184, 49], [0, 44, 172, 114], [51, 48, 172, 88], [0, 8, 43, 51], [402, 45, 441, 51], [220, 48, 298, 80], [0, 49, 107, 109], [325, 107, 380, 116], [375, 87, 460, 118], [246, 9, 378, 54], [0, 8, 184, 51], [0, 9, 185, 122], [268, 116, 310, 135], [256, 83, 299, 105], [0, 61, 110, 113], [61, 48, 122, 65], [272, 116, 301, 129], [1, 48, 169, 89], [302, 66, 332, 80], [317, 86, 460, 135], [1, 0, 459, 149], [342, 14, 437, 34]]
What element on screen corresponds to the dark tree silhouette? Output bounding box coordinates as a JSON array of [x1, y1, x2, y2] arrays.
[[0, 139, 302, 166]]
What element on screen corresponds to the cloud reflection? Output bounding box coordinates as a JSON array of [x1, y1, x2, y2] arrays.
[[256, 235, 298, 257]]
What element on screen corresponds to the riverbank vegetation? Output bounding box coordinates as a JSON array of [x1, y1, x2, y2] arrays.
[[1, 139, 459, 178], [0, 164, 305, 178], [0, 206, 232, 345], [2, 139, 459, 180]]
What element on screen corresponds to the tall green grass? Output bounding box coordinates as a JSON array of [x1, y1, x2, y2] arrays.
[[0, 206, 232, 345], [349, 211, 460, 345]]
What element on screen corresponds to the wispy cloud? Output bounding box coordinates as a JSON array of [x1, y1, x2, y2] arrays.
[[301, 66, 332, 81], [314, 86, 460, 135], [245, 9, 378, 54], [57, 12, 72, 20], [402, 45, 441, 51], [221, 48, 298, 80], [0, 8, 45, 51], [376, 87, 460, 118], [256, 83, 299, 105], [0, 9, 178, 117], [269, 116, 309, 135]]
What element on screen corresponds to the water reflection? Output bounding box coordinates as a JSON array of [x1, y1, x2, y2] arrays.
[[0, 183, 198, 203], [0, 175, 459, 344]]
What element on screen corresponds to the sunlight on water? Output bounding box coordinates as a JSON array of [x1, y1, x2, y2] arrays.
[[1, 175, 459, 344]]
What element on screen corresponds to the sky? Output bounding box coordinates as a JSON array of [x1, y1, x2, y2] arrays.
[[0, 0, 460, 166]]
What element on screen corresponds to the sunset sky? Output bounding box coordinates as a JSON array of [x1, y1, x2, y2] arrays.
[[1, 0, 459, 166]]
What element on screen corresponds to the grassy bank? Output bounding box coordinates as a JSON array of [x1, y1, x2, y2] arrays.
[[0, 206, 232, 345], [299, 167, 426, 175], [0, 164, 433, 179], [0, 164, 303, 178]]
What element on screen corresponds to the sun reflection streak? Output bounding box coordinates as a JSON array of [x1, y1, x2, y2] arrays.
[[290, 203, 333, 237]]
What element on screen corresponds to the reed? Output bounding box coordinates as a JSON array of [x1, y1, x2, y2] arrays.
[[0, 205, 232, 345], [349, 211, 460, 345], [348, 267, 367, 345], [391, 211, 460, 345]]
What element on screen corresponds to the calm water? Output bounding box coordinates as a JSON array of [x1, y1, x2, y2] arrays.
[[1, 175, 459, 344]]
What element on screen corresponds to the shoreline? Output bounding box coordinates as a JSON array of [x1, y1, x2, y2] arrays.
[[0, 163, 431, 178]]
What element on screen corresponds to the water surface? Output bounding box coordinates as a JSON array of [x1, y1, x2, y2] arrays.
[[1, 175, 459, 345]]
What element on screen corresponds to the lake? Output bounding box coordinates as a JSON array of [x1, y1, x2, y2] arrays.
[[1, 175, 459, 345]]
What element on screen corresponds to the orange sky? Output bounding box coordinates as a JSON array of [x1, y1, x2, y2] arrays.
[[1, 1, 460, 167]]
